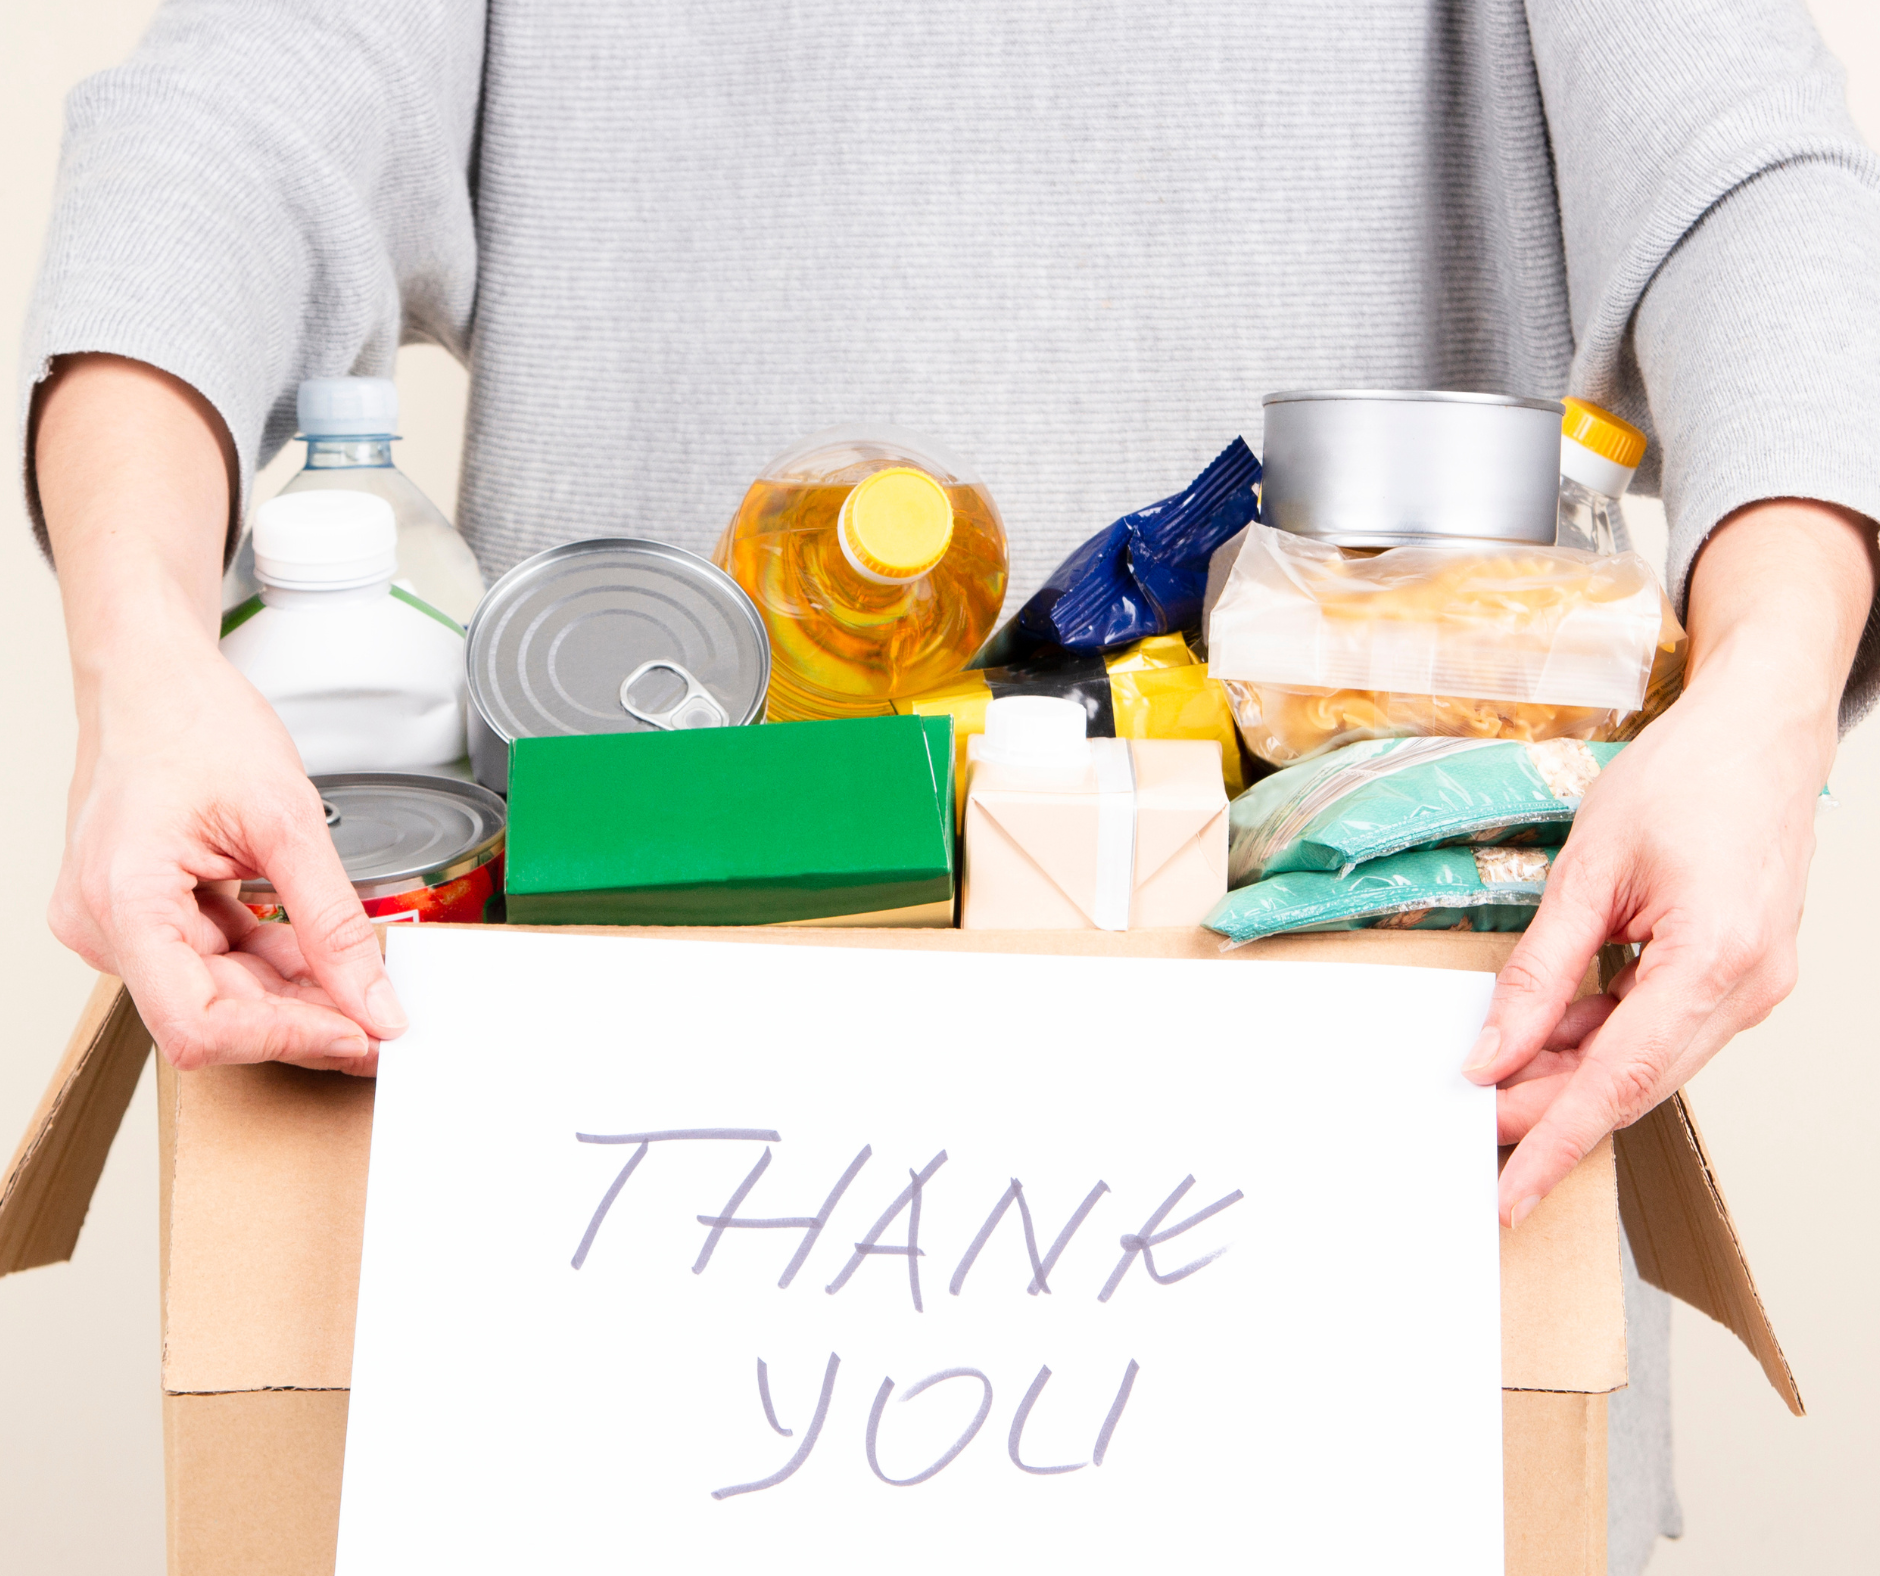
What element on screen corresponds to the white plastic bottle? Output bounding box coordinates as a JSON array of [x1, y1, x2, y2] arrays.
[[223, 377, 487, 625], [1556, 397, 1646, 556], [221, 491, 470, 776]]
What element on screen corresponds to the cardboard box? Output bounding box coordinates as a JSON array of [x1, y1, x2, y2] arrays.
[[961, 735, 1227, 928], [505, 714, 957, 926], [0, 928, 1797, 1575]]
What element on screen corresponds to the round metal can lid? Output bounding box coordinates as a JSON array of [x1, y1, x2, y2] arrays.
[[243, 774, 506, 895], [466, 538, 770, 744], [1261, 388, 1566, 416]]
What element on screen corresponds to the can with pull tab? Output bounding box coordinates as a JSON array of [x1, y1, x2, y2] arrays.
[[464, 539, 770, 792], [240, 773, 507, 925]]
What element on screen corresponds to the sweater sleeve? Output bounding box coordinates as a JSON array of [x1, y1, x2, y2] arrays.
[[1527, 0, 1880, 728], [17, 0, 486, 562]]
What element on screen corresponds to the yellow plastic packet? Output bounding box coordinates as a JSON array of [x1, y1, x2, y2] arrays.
[[1206, 526, 1686, 766], [895, 633, 1246, 820]]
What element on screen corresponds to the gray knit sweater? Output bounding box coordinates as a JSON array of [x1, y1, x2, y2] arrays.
[[20, 0, 1880, 726], [27, 2, 1869, 1567]]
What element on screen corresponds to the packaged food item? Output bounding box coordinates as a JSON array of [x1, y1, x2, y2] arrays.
[[504, 714, 956, 926], [1228, 736, 1622, 885], [895, 632, 1247, 817], [224, 377, 487, 625], [713, 426, 1007, 722], [1204, 845, 1552, 947], [975, 438, 1260, 667], [961, 696, 1227, 931], [221, 491, 469, 776], [1207, 524, 1685, 765], [465, 538, 768, 793], [1259, 389, 1564, 548], [241, 773, 506, 925], [1555, 397, 1647, 556]]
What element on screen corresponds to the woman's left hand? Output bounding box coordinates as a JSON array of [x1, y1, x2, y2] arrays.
[[1463, 498, 1877, 1227]]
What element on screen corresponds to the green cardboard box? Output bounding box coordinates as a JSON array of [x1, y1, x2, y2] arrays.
[[504, 714, 956, 926]]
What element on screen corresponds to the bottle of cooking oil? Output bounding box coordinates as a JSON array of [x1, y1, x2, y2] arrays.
[[715, 426, 1008, 721]]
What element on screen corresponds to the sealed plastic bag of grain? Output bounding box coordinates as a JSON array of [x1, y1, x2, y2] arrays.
[[1205, 524, 1685, 766]]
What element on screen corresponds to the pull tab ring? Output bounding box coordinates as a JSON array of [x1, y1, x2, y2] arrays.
[[619, 660, 730, 731]]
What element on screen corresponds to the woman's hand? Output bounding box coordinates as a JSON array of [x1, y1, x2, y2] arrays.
[[37, 354, 404, 1073], [1467, 498, 1877, 1225]]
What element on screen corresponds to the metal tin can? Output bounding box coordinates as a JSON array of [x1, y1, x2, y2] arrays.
[[464, 538, 770, 793], [1259, 390, 1566, 549], [241, 774, 507, 925]]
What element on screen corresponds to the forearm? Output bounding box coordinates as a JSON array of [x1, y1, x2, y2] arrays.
[[36, 355, 237, 760], [1681, 498, 1879, 776]]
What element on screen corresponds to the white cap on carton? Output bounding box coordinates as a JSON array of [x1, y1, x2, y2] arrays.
[[978, 695, 1091, 768], [297, 376, 398, 438], [252, 490, 398, 590]]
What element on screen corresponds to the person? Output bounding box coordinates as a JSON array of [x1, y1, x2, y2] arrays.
[[19, 3, 1880, 1568]]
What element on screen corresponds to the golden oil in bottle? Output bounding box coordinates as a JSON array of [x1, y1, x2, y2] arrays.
[[716, 429, 1008, 722]]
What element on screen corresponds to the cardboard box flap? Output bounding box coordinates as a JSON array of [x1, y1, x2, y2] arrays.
[[1615, 1092, 1803, 1416], [152, 926, 1626, 1398], [0, 974, 151, 1277]]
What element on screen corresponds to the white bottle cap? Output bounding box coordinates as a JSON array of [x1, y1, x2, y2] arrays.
[[297, 377, 398, 438], [1560, 434, 1636, 501], [252, 490, 398, 590], [977, 695, 1091, 768]]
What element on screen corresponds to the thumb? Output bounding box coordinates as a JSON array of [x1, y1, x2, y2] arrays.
[[249, 783, 408, 1040], [1463, 863, 1613, 1087]]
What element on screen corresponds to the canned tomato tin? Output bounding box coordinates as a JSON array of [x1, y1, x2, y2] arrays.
[[465, 538, 770, 793], [241, 774, 507, 926], [1260, 389, 1566, 548]]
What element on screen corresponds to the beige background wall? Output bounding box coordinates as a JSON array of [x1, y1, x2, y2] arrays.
[[1, 3, 1874, 1570]]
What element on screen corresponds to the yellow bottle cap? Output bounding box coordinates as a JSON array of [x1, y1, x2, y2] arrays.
[[1561, 397, 1647, 469], [839, 467, 954, 582]]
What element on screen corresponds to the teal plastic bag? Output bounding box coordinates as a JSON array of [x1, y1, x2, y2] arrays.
[[1204, 845, 1552, 946], [1227, 736, 1623, 887]]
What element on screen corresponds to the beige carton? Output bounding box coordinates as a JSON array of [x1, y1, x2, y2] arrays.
[[0, 926, 1796, 1576], [961, 735, 1227, 929]]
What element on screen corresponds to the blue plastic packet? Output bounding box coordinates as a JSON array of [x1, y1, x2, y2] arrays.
[[974, 438, 1261, 666]]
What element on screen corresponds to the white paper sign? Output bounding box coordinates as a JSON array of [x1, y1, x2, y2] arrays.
[[337, 929, 1503, 1574]]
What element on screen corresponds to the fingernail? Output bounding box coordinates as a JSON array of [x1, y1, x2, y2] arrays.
[[325, 1034, 369, 1060], [1509, 1194, 1542, 1231], [1461, 1027, 1500, 1077], [366, 978, 408, 1035]]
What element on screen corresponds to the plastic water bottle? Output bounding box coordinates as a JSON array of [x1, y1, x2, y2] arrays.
[[1556, 398, 1646, 556], [714, 426, 1008, 721], [224, 378, 486, 625], [221, 491, 469, 776]]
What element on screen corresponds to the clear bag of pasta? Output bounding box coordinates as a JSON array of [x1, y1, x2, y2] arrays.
[[1205, 525, 1685, 766]]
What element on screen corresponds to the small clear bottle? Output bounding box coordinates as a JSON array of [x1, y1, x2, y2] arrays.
[[223, 377, 486, 625], [1556, 397, 1647, 555]]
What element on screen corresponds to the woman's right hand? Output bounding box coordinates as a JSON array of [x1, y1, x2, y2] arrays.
[[51, 634, 404, 1074], [36, 353, 404, 1074]]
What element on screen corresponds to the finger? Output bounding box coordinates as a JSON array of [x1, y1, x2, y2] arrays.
[[246, 783, 407, 1040], [1495, 953, 1737, 1225], [104, 869, 373, 1070], [1542, 992, 1617, 1049], [198, 888, 319, 983], [1495, 1068, 1577, 1144], [1462, 869, 1614, 1086]]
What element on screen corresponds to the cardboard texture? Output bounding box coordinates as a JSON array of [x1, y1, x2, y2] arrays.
[[0, 925, 1797, 1573], [504, 714, 956, 925], [960, 735, 1228, 929]]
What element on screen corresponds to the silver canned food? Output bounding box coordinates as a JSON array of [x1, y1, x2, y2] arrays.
[[1260, 390, 1566, 549], [240, 773, 507, 925], [464, 538, 770, 792]]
